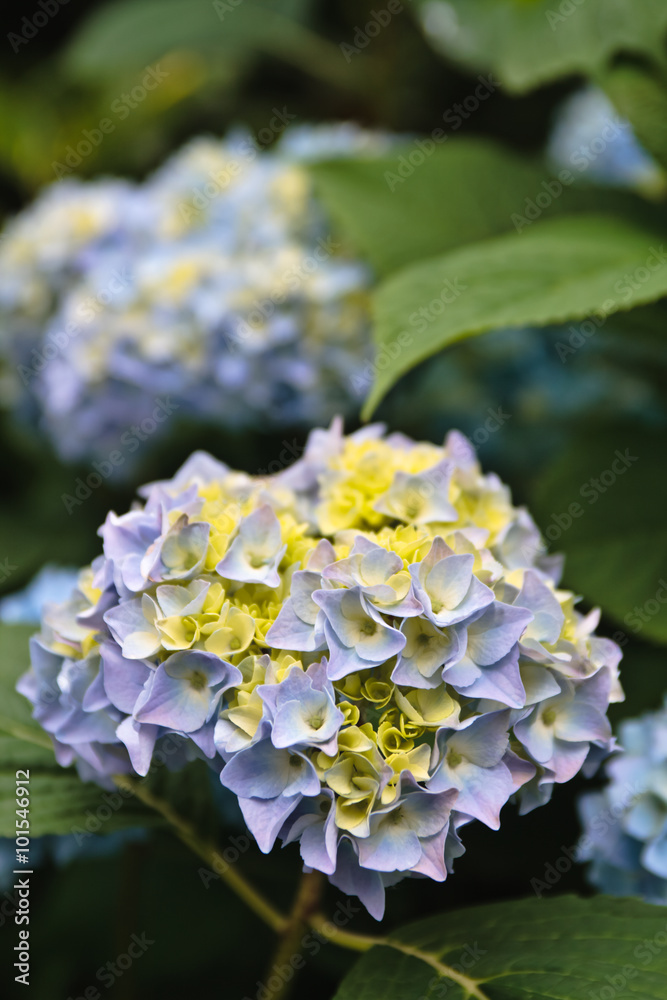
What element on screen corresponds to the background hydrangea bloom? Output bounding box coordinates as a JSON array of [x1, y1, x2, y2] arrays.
[[18, 421, 623, 916], [0, 125, 385, 461], [0, 564, 79, 624], [578, 699, 667, 905], [547, 87, 661, 191]]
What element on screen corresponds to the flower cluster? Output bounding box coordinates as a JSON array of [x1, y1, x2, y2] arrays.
[[578, 700, 667, 905], [0, 125, 382, 461], [547, 87, 662, 192], [18, 422, 623, 916]]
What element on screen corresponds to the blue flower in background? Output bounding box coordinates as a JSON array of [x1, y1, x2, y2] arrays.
[[0, 125, 388, 462], [548, 87, 662, 191], [579, 699, 667, 905], [0, 564, 80, 624]]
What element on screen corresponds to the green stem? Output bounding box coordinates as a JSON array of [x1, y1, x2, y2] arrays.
[[113, 773, 484, 994], [308, 913, 384, 952], [113, 774, 288, 934], [255, 14, 371, 92], [265, 869, 326, 1000]]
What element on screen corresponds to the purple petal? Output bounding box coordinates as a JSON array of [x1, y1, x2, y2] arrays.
[[134, 650, 230, 731], [329, 840, 386, 920], [116, 716, 159, 776], [467, 601, 533, 666], [238, 794, 302, 853], [445, 648, 526, 708], [100, 642, 153, 714]]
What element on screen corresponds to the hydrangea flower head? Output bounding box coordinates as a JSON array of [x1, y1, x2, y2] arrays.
[[18, 421, 623, 916], [0, 126, 387, 460], [578, 699, 667, 905]]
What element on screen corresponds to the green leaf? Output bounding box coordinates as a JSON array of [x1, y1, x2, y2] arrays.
[[603, 63, 667, 175], [0, 770, 156, 838], [363, 214, 667, 416], [64, 0, 250, 76], [62, 0, 350, 91], [0, 623, 157, 836], [416, 0, 667, 93], [310, 141, 552, 276], [530, 425, 667, 644], [312, 141, 667, 278], [334, 896, 667, 1000], [0, 623, 51, 751]]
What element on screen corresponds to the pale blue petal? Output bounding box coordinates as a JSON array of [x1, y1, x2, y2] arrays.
[[238, 794, 303, 853], [116, 716, 159, 776], [100, 642, 152, 714], [329, 840, 386, 920], [466, 601, 533, 666]]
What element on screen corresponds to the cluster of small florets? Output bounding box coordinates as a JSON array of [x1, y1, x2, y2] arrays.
[[0, 125, 381, 461], [578, 700, 667, 905], [18, 422, 623, 916]]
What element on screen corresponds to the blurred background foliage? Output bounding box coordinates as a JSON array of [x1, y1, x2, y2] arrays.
[[1, 1, 667, 997], [0, 0, 581, 600], [0, 0, 567, 199]]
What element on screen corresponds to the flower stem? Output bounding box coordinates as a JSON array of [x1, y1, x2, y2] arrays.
[[264, 869, 326, 1000], [307, 913, 384, 952], [113, 774, 288, 934], [117, 774, 472, 988]]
